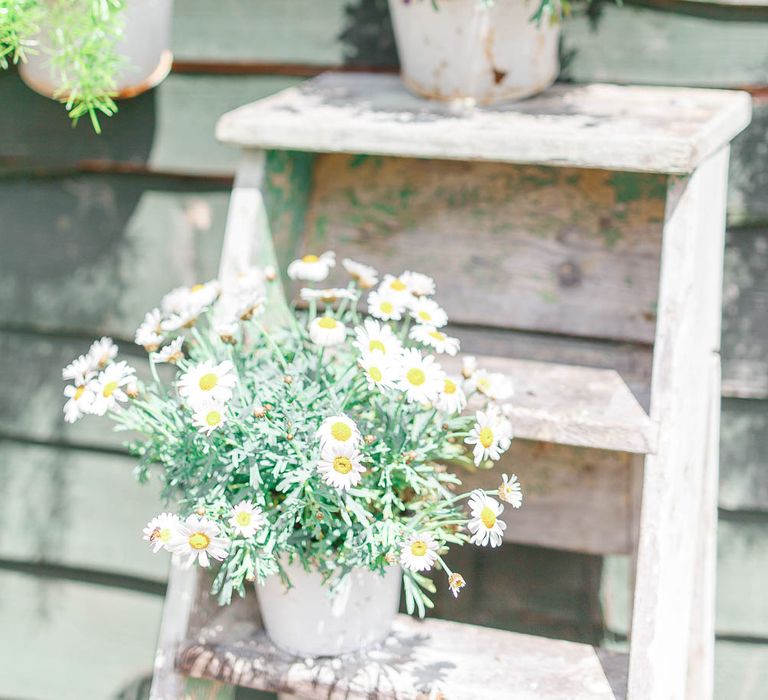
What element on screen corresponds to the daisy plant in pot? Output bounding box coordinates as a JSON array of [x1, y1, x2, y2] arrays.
[[61, 253, 523, 657]]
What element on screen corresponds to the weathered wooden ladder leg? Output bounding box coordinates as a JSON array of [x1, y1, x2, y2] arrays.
[[627, 147, 729, 700]]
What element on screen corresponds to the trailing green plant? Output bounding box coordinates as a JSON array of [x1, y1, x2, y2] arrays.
[[0, 0, 123, 132]]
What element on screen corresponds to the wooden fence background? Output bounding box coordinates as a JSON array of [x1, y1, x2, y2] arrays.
[[0, 1, 766, 697]]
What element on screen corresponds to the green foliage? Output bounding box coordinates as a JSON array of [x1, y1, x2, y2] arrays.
[[0, 0, 42, 69]]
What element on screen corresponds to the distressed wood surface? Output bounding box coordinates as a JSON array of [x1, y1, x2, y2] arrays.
[[0, 570, 162, 700], [460, 442, 637, 555], [444, 355, 656, 454], [301, 154, 666, 345], [179, 592, 628, 700], [0, 441, 167, 581], [217, 73, 750, 174]]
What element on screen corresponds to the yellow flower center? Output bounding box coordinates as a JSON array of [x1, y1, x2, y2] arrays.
[[480, 506, 497, 529], [369, 366, 383, 382], [479, 426, 494, 448], [74, 385, 86, 400], [188, 532, 210, 550], [429, 330, 446, 342], [318, 317, 337, 329], [380, 301, 394, 314], [444, 379, 457, 395], [330, 421, 352, 441], [410, 540, 427, 556], [418, 311, 432, 322], [199, 373, 218, 391], [159, 527, 172, 542], [477, 376, 491, 393], [205, 410, 221, 426], [369, 339, 386, 353], [191, 283, 205, 292], [302, 254, 319, 263], [406, 368, 426, 386], [333, 456, 353, 474], [235, 511, 252, 526], [102, 381, 118, 398], [390, 279, 407, 292]]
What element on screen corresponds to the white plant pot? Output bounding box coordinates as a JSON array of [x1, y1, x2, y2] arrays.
[[19, 0, 174, 101], [388, 0, 560, 104], [256, 561, 402, 657]]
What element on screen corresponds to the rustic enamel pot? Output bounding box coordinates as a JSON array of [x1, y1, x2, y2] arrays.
[[19, 0, 174, 101], [256, 561, 402, 657], [388, 0, 559, 104]]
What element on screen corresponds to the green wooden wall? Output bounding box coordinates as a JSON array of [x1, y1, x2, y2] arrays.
[[1, 1, 767, 697]]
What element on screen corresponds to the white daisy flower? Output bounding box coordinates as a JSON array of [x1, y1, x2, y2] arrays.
[[378, 274, 415, 303], [434, 377, 467, 414], [153, 337, 185, 364], [367, 290, 405, 321], [409, 298, 448, 328], [462, 355, 477, 379], [88, 361, 136, 415], [464, 410, 513, 466], [409, 325, 460, 356], [160, 308, 200, 332], [317, 442, 365, 490], [353, 318, 402, 358], [399, 532, 439, 572], [401, 270, 435, 297], [287, 251, 335, 282], [316, 415, 361, 449], [143, 513, 179, 553], [342, 258, 378, 289], [300, 287, 356, 303], [467, 491, 506, 548], [134, 308, 166, 352], [191, 400, 228, 435], [499, 473, 523, 509], [396, 348, 445, 404], [229, 502, 266, 538], [162, 280, 220, 317], [63, 383, 95, 423], [359, 352, 399, 391], [87, 337, 118, 370], [448, 572, 466, 598], [168, 514, 230, 568], [177, 360, 237, 406], [309, 316, 347, 346], [62, 354, 95, 385], [469, 369, 515, 401]]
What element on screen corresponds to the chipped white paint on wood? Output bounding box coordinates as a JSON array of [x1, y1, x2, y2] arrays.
[[178, 590, 628, 700], [443, 355, 657, 454], [627, 147, 730, 700], [217, 73, 751, 174]]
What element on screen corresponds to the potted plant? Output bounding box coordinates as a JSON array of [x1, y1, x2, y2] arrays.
[[0, 0, 173, 132], [388, 0, 565, 104], [61, 255, 523, 657]]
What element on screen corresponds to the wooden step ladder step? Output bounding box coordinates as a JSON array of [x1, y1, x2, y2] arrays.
[[444, 355, 657, 455], [177, 601, 628, 700]]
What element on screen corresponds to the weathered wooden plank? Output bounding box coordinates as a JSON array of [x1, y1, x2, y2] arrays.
[[460, 441, 637, 555], [217, 73, 751, 174], [727, 97, 768, 228], [0, 441, 167, 581], [179, 586, 628, 700], [0, 71, 301, 177], [0, 570, 162, 699], [720, 398, 768, 511], [301, 154, 666, 344], [562, 4, 768, 87], [0, 175, 229, 338]]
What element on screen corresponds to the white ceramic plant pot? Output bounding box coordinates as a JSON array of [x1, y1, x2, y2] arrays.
[[19, 0, 174, 100], [388, 0, 560, 104], [256, 561, 402, 657]]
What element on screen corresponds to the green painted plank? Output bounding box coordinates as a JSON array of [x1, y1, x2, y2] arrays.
[[720, 398, 768, 511], [715, 640, 768, 700], [0, 71, 301, 176], [0, 441, 167, 581], [0, 175, 228, 339], [562, 4, 768, 87], [728, 97, 768, 228], [0, 570, 162, 700]]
